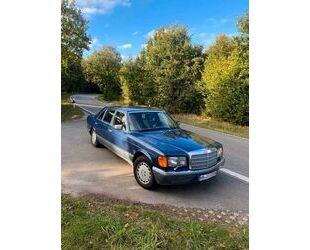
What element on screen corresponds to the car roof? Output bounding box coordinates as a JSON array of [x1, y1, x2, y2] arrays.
[[105, 105, 164, 113]]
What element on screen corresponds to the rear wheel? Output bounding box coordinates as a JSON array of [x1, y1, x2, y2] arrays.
[[90, 129, 101, 147], [134, 156, 157, 190]]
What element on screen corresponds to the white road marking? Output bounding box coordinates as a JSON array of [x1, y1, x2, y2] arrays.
[[77, 104, 103, 108], [75, 105, 95, 115], [219, 168, 249, 183]]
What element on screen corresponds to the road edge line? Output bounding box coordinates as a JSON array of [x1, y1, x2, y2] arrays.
[[219, 168, 249, 183]]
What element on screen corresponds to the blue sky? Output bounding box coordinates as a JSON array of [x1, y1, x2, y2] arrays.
[[77, 0, 248, 59]]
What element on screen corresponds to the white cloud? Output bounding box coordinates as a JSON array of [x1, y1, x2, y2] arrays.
[[141, 43, 147, 49], [77, 0, 131, 15], [117, 43, 132, 50], [199, 32, 207, 38], [145, 29, 155, 39], [132, 31, 138, 36], [81, 7, 101, 14]]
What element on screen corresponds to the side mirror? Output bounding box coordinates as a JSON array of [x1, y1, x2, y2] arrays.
[[114, 124, 123, 130]]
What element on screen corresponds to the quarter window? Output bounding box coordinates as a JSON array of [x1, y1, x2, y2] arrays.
[[102, 109, 115, 124]]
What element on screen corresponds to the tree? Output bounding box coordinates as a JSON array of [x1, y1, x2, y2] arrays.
[[119, 57, 145, 104], [140, 26, 205, 113], [82, 47, 122, 100], [201, 12, 249, 125], [61, 0, 90, 92]]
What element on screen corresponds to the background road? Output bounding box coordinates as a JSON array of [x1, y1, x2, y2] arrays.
[[62, 94, 249, 211]]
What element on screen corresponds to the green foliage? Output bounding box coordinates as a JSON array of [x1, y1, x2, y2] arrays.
[[82, 47, 122, 100], [237, 12, 249, 35], [120, 26, 205, 113], [201, 12, 249, 125], [143, 26, 205, 113], [119, 57, 145, 104], [61, 0, 90, 93]]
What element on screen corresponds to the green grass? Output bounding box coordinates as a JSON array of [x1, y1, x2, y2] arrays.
[[173, 114, 249, 139], [62, 194, 248, 250], [96, 95, 248, 138], [61, 93, 84, 122]]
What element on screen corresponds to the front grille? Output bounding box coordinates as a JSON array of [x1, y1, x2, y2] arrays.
[[190, 151, 218, 170]]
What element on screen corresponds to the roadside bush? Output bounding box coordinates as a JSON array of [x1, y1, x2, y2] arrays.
[[205, 77, 248, 125]]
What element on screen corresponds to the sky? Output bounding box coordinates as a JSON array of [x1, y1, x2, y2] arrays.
[[76, 0, 249, 59]]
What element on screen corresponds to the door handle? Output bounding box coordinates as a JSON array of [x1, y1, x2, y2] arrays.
[[108, 128, 112, 132]]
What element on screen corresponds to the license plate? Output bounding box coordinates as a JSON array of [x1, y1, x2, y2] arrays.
[[198, 171, 217, 182]]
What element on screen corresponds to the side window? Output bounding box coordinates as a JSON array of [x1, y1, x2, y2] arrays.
[[112, 111, 126, 131], [97, 108, 106, 120], [102, 109, 115, 124]]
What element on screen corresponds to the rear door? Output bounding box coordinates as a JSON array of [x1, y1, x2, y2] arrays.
[[96, 108, 115, 143]]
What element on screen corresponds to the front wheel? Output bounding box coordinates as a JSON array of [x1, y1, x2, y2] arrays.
[[133, 156, 157, 190], [90, 129, 101, 147]]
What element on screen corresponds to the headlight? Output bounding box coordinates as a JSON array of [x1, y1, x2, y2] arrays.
[[168, 156, 187, 167], [217, 147, 223, 158]]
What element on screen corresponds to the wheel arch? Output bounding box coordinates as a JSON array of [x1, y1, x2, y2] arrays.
[[132, 150, 154, 166]]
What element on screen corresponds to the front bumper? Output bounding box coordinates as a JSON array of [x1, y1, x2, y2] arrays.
[[152, 157, 225, 185]]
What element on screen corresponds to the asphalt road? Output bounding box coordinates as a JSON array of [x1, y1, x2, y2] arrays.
[[62, 94, 249, 211]]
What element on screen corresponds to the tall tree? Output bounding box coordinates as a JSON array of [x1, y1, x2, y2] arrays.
[[201, 12, 249, 125], [82, 47, 122, 100], [119, 57, 146, 104], [61, 0, 90, 92], [141, 26, 205, 113]]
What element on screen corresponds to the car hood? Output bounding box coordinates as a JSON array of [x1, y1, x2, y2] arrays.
[[131, 129, 221, 156]]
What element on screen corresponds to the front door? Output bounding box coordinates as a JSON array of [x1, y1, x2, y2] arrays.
[[110, 111, 131, 163]]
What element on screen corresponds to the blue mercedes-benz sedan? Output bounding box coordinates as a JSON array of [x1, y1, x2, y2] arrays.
[[87, 106, 225, 189]]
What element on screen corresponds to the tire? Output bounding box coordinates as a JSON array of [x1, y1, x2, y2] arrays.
[[90, 129, 101, 147], [133, 156, 158, 190]]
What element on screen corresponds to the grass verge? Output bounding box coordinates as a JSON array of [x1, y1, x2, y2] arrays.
[[173, 114, 249, 139], [62, 194, 248, 249], [61, 93, 84, 122], [96, 95, 248, 138]]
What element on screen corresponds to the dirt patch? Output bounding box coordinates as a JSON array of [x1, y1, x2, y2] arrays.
[[63, 191, 248, 229]]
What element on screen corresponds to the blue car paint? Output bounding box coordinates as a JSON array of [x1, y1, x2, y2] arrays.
[[87, 106, 225, 185]]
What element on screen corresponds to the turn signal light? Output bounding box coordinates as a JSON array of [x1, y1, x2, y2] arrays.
[[157, 156, 168, 168]]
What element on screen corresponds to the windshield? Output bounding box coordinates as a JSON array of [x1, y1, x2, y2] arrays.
[[128, 111, 179, 131]]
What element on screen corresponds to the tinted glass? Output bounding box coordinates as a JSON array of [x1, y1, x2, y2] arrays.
[[102, 109, 115, 124], [128, 112, 178, 131]]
